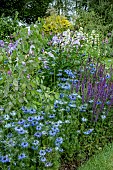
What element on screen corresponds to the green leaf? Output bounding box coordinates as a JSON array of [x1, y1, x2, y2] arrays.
[[13, 79, 18, 86], [0, 55, 3, 62]]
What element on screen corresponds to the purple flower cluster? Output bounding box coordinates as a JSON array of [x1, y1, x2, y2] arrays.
[[56, 59, 113, 122], [77, 62, 113, 121]]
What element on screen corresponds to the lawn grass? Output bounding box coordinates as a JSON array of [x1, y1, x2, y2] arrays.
[[78, 142, 113, 170]]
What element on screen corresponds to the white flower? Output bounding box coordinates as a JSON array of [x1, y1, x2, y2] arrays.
[[101, 115, 106, 120], [33, 140, 39, 145], [92, 30, 96, 34], [57, 120, 63, 125], [5, 123, 12, 128], [42, 131, 48, 135], [81, 117, 87, 122], [10, 111, 16, 116], [48, 52, 55, 59], [4, 114, 10, 120], [27, 26, 31, 35], [22, 61, 26, 66], [29, 45, 35, 54], [65, 120, 70, 123], [55, 147, 59, 151]]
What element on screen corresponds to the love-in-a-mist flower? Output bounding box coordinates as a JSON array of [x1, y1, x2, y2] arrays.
[[1, 155, 10, 163], [18, 153, 26, 160], [83, 129, 94, 135], [39, 150, 46, 156], [21, 142, 29, 148]]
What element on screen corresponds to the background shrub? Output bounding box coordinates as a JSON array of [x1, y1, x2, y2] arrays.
[[43, 14, 72, 34]]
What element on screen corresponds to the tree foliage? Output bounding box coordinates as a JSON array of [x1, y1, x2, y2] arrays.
[[80, 0, 113, 31], [0, 0, 53, 23]]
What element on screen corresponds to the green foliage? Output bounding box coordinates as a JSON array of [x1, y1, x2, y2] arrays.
[[79, 0, 113, 32], [1, 10, 113, 170], [75, 10, 109, 35], [0, 13, 19, 39]]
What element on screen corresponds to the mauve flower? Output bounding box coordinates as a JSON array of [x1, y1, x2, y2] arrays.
[[7, 70, 12, 75], [0, 40, 4, 47]]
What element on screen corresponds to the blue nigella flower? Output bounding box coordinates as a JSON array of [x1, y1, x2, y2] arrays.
[[54, 103, 58, 108], [40, 157, 46, 162], [51, 127, 59, 133], [31, 121, 38, 126], [68, 102, 76, 108], [53, 122, 60, 127], [18, 153, 26, 160], [70, 79, 78, 84], [60, 78, 67, 82], [106, 73, 110, 79], [36, 125, 42, 131], [18, 129, 26, 134], [29, 108, 36, 114], [7, 133, 13, 138], [34, 132, 42, 138], [1, 155, 10, 163], [45, 148, 52, 153], [64, 69, 75, 78], [24, 122, 30, 128], [41, 111, 45, 115], [39, 150, 46, 156], [0, 107, 4, 111], [35, 115, 44, 121], [60, 93, 64, 99], [90, 70, 95, 74], [49, 130, 57, 136], [28, 116, 34, 122], [55, 137, 63, 146], [21, 142, 29, 148], [83, 129, 94, 135], [15, 126, 24, 132], [45, 162, 53, 167], [91, 67, 96, 71], [21, 107, 30, 114], [106, 101, 110, 105], [21, 106, 25, 111], [96, 101, 102, 105], [57, 73, 62, 76], [61, 83, 70, 90], [48, 114, 55, 118], [18, 119, 25, 125], [4, 60, 8, 64], [69, 94, 77, 100], [90, 63, 95, 67], [31, 146, 38, 150]]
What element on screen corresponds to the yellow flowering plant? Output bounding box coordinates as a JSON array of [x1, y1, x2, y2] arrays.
[[43, 15, 73, 34]]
